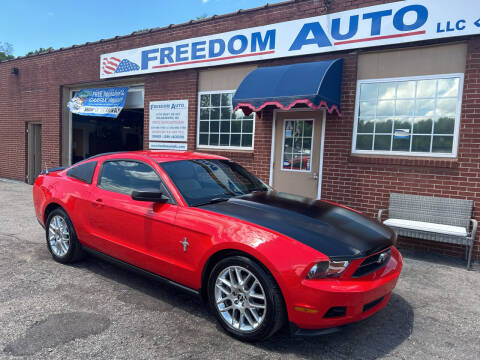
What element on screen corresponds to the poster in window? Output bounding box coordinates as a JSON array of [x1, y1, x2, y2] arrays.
[[149, 100, 188, 142]]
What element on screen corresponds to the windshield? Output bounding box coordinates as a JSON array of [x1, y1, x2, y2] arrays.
[[160, 159, 269, 206]]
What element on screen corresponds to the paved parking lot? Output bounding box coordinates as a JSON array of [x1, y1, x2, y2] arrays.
[[0, 180, 479, 359]]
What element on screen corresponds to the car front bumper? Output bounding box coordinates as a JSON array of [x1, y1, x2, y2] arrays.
[[288, 246, 403, 331]]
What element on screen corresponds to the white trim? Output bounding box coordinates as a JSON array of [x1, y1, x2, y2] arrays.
[[317, 110, 326, 199], [270, 108, 325, 198], [279, 118, 315, 173], [352, 73, 464, 158], [268, 115, 276, 187], [68, 88, 73, 166], [196, 90, 255, 151]]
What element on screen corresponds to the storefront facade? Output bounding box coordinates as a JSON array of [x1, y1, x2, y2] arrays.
[[1, 0, 479, 260]]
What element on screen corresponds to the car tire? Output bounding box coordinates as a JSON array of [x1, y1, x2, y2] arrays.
[[45, 208, 84, 263], [207, 255, 286, 342]]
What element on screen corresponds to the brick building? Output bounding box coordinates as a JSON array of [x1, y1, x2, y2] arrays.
[[1, 0, 479, 261]]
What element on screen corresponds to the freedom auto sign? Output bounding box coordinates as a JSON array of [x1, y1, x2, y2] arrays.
[[100, 0, 480, 78]]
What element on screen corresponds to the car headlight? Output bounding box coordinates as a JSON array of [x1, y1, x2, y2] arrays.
[[306, 260, 350, 279]]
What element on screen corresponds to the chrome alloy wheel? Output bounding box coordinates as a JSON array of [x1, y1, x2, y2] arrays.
[[48, 215, 70, 257], [214, 266, 267, 332]]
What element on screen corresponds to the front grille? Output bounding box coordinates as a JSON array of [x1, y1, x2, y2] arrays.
[[352, 248, 391, 278], [323, 306, 347, 318], [363, 296, 385, 312]]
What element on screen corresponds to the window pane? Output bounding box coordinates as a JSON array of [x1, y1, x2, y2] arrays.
[[210, 107, 220, 120], [411, 135, 431, 152], [375, 118, 393, 133], [378, 83, 396, 99], [210, 121, 219, 132], [242, 120, 253, 133], [394, 117, 412, 131], [221, 93, 232, 107], [231, 120, 241, 133], [283, 153, 292, 170], [200, 108, 209, 120], [396, 81, 415, 99], [199, 133, 208, 145], [231, 134, 241, 146], [358, 118, 374, 133], [293, 137, 302, 153], [303, 121, 313, 137], [211, 94, 220, 106], [220, 107, 232, 119], [396, 100, 415, 116], [220, 121, 230, 133], [199, 121, 209, 132], [291, 154, 302, 170], [434, 117, 455, 134], [436, 98, 457, 117], [302, 138, 312, 154], [374, 135, 391, 150], [359, 101, 375, 116], [377, 100, 394, 116], [284, 137, 293, 153], [416, 79, 436, 98], [200, 94, 210, 107], [432, 136, 453, 153], [437, 78, 459, 97], [356, 135, 373, 150], [241, 134, 252, 147], [245, 112, 254, 120], [233, 109, 245, 119], [209, 133, 219, 146], [413, 118, 433, 134], [415, 99, 435, 116], [360, 83, 378, 100], [392, 136, 410, 151], [220, 134, 230, 146]]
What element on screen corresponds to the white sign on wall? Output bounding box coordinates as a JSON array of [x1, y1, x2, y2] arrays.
[[100, 0, 480, 78], [149, 100, 188, 142], [149, 142, 188, 151]]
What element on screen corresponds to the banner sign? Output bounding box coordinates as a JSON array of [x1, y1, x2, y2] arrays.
[[68, 87, 128, 118], [149, 142, 188, 151], [100, 0, 480, 78], [149, 100, 188, 142]]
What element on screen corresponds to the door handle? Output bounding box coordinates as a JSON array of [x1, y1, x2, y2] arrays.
[[312, 172, 319, 180], [94, 198, 104, 208]]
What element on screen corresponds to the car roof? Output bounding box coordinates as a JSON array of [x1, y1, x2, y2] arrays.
[[86, 150, 229, 163]]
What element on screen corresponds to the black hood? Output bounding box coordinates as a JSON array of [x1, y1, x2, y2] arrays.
[[198, 191, 394, 259]]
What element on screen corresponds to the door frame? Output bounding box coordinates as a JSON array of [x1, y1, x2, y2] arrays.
[[67, 85, 145, 166], [269, 108, 326, 199], [27, 122, 42, 184]]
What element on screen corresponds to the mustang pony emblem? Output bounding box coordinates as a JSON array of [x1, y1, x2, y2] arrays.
[[180, 237, 189, 252]]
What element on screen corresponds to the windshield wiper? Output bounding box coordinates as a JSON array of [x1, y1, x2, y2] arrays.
[[193, 197, 231, 207]]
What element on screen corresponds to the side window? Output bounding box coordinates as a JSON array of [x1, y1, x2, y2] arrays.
[[67, 161, 97, 184], [99, 160, 166, 196]]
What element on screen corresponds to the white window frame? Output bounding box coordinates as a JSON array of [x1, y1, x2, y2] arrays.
[[280, 118, 315, 173], [196, 90, 255, 151], [352, 73, 464, 158]]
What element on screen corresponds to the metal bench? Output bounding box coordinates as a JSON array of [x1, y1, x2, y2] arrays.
[[378, 193, 477, 269]]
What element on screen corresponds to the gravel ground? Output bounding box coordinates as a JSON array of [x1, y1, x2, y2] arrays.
[[0, 179, 479, 360]]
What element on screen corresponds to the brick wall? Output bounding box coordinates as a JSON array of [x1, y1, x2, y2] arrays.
[[0, 0, 479, 261]]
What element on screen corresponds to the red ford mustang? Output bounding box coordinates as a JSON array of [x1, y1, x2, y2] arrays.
[[33, 151, 402, 341]]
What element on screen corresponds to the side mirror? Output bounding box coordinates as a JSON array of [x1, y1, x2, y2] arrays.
[[131, 190, 169, 203]]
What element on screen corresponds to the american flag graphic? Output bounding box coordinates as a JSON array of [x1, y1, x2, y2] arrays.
[[102, 57, 140, 75]]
